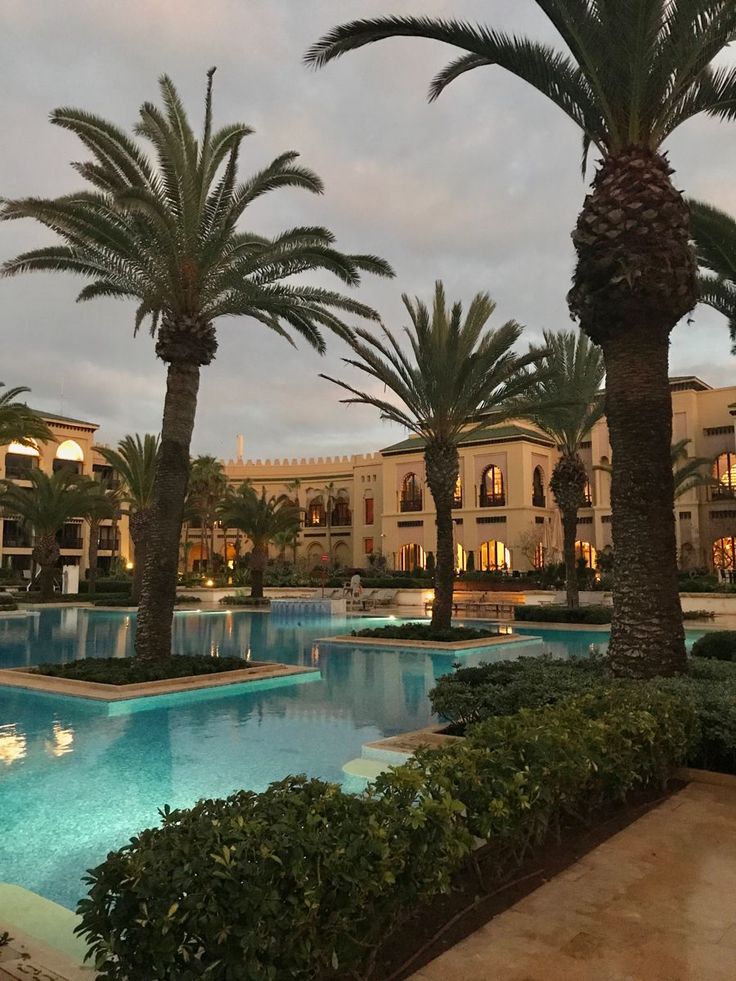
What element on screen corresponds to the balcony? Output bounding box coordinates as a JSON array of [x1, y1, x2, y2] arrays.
[[53, 460, 82, 476], [97, 534, 120, 551], [452, 493, 463, 509], [331, 507, 352, 527], [479, 491, 505, 508], [5, 459, 38, 480], [399, 496, 423, 513], [532, 493, 546, 508], [304, 514, 326, 529], [57, 533, 83, 550], [2, 532, 32, 549], [711, 486, 736, 502]]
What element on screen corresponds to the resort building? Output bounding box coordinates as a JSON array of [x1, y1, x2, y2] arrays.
[[208, 377, 736, 575], [0, 410, 130, 582]]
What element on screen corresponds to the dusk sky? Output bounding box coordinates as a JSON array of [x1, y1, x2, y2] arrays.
[[3, 1, 735, 462]]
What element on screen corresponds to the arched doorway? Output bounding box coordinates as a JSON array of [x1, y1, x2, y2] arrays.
[[575, 540, 597, 569], [398, 543, 425, 572], [479, 540, 511, 571]]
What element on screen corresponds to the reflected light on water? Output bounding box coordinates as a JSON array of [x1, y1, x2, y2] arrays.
[[45, 722, 75, 758], [0, 724, 27, 766]]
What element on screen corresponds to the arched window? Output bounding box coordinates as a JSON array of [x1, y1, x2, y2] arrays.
[[480, 465, 505, 507], [53, 439, 84, 475], [453, 477, 463, 509], [331, 493, 351, 527], [533, 542, 546, 570], [479, 540, 511, 571], [713, 537, 736, 570], [583, 477, 593, 506], [5, 440, 40, 479], [306, 496, 326, 528], [400, 472, 422, 512], [575, 540, 597, 569], [532, 466, 545, 507], [713, 453, 736, 499], [398, 543, 425, 572], [455, 542, 467, 571]]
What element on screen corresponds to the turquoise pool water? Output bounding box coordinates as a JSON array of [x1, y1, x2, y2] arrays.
[[0, 611, 702, 910]]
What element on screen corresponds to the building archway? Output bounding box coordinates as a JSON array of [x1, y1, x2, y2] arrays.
[[398, 543, 425, 572], [54, 439, 84, 475], [400, 473, 422, 512], [713, 537, 736, 570], [480, 465, 505, 507], [532, 466, 545, 507], [479, 540, 511, 571], [333, 541, 350, 568], [575, 540, 597, 569], [713, 453, 736, 499]]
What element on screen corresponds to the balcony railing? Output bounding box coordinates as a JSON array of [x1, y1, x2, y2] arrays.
[[711, 486, 736, 501], [304, 514, 326, 529], [331, 508, 352, 527], [57, 535, 83, 550], [97, 534, 120, 551], [399, 496, 422, 513], [2, 533, 32, 548], [479, 491, 505, 508], [5, 463, 38, 480], [532, 493, 546, 508], [452, 493, 463, 509]]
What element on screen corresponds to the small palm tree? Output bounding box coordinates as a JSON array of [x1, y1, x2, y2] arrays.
[[689, 200, 736, 351], [0, 470, 101, 601], [515, 331, 605, 609], [307, 3, 736, 675], [321, 281, 543, 630], [1, 71, 392, 659], [97, 435, 159, 605], [0, 385, 53, 449], [85, 482, 117, 597], [189, 455, 228, 575], [219, 483, 301, 598]]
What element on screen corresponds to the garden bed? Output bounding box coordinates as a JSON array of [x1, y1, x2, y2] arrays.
[[327, 622, 526, 651]]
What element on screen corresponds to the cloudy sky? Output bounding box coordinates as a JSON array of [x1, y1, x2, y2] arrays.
[[2, 1, 735, 462]]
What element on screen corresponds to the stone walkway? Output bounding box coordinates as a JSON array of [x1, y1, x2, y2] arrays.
[[411, 779, 736, 981]]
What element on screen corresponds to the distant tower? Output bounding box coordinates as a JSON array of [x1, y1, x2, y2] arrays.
[[236, 434, 244, 463]]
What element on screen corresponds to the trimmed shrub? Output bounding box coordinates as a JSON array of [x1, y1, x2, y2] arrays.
[[691, 631, 736, 661], [35, 655, 249, 685], [219, 595, 271, 607], [76, 688, 694, 980], [352, 622, 499, 643], [514, 604, 612, 623], [92, 596, 133, 607], [79, 579, 132, 595], [682, 609, 715, 620]]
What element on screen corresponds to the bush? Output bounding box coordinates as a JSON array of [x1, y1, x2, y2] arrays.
[[76, 688, 694, 980], [92, 595, 133, 607], [80, 579, 132, 595], [430, 654, 607, 728], [351, 622, 499, 643], [514, 604, 612, 623], [219, 594, 271, 607], [682, 609, 715, 620], [35, 655, 249, 685], [691, 631, 736, 661]]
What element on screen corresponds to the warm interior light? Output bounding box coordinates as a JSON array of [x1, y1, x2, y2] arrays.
[[125, 561, 134, 571], [56, 439, 84, 462]]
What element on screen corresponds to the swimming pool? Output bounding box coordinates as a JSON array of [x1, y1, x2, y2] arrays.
[[0, 610, 702, 910]]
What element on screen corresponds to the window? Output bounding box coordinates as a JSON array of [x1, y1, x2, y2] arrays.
[[453, 477, 462, 509], [54, 439, 84, 475], [533, 542, 545, 570], [575, 540, 597, 569], [364, 537, 374, 555], [331, 497, 351, 527], [532, 466, 545, 507], [479, 540, 511, 571], [364, 496, 374, 525], [306, 497, 326, 528], [583, 478, 593, 506], [712, 453, 736, 500], [5, 441, 40, 479], [713, 537, 736, 570], [398, 543, 425, 571], [2, 519, 31, 549], [400, 473, 422, 512], [479, 465, 505, 507]]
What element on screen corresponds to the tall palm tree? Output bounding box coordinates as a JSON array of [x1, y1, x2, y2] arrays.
[[689, 200, 736, 350], [85, 481, 117, 597], [189, 455, 227, 575], [219, 483, 301, 598], [97, 435, 159, 605], [0, 71, 392, 660], [321, 281, 543, 630], [307, 4, 736, 676], [0, 470, 101, 601], [0, 385, 53, 449], [515, 331, 604, 609]]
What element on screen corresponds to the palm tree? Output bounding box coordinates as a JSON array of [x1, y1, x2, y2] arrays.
[[515, 331, 604, 609], [189, 455, 227, 575], [273, 528, 300, 563], [0, 71, 392, 660], [0, 470, 101, 601], [598, 439, 717, 501], [219, 483, 301, 598], [307, 5, 736, 676], [0, 384, 53, 449], [321, 281, 543, 630], [97, 435, 159, 605], [689, 200, 736, 351], [85, 482, 117, 597]]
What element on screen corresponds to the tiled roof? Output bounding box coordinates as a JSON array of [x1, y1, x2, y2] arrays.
[[30, 408, 99, 430], [381, 423, 554, 455]]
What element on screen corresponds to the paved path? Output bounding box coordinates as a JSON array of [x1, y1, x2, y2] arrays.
[[411, 780, 736, 981]]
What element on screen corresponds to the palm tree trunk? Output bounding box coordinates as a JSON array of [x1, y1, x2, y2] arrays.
[[250, 543, 266, 599], [425, 442, 458, 631], [602, 330, 686, 677], [33, 535, 59, 603], [209, 519, 216, 575], [560, 506, 579, 609], [136, 363, 200, 660], [87, 518, 100, 598]]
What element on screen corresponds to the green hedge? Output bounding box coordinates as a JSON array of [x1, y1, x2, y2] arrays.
[[691, 631, 736, 661], [514, 604, 612, 623], [351, 622, 498, 642], [76, 687, 693, 980], [218, 595, 271, 607], [36, 655, 248, 685], [80, 579, 132, 595]]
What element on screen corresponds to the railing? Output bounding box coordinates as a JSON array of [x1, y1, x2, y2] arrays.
[[52, 460, 82, 475], [452, 494, 463, 509], [399, 497, 422, 513], [5, 463, 37, 480], [2, 533, 32, 548], [97, 535, 120, 551], [479, 492, 505, 508], [57, 535, 83, 550], [711, 486, 736, 501], [304, 515, 326, 528], [532, 493, 546, 508], [331, 509, 352, 527]]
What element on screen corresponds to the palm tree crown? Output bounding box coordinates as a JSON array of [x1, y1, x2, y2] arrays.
[[98, 434, 159, 513], [689, 199, 736, 350], [0, 385, 53, 449]]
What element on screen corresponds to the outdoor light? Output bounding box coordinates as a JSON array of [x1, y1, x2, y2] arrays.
[[206, 578, 214, 587], [125, 561, 134, 571]]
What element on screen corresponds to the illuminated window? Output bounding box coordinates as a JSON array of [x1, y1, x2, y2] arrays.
[[713, 537, 736, 570], [479, 540, 511, 571], [532, 466, 545, 507], [400, 473, 422, 512], [398, 543, 425, 571], [53, 439, 84, 475], [306, 497, 326, 528], [713, 453, 736, 499], [364, 496, 374, 525], [533, 542, 545, 569], [583, 478, 593, 506], [480, 465, 505, 507], [453, 477, 463, 509], [364, 537, 374, 555], [575, 540, 597, 569], [5, 440, 39, 479]]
